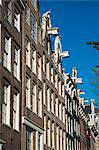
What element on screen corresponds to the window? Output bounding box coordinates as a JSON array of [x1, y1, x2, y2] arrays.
[[55, 97, 58, 117], [31, 13, 37, 42], [3, 34, 11, 71], [2, 82, 10, 125], [32, 83, 36, 113], [37, 88, 42, 117], [43, 83, 46, 105], [14, 44, 20, 80], [44, 115, 46, 144], [62, 84, 64, 97], [59, 80, 61, 96], [14, 8, 20, 32], [26, 76, 30, 108], [63, 106, 65, 123], [26, 7, 30, 25], [5, 1, 12, 24], [26, 127, 36, 150], [26, 127, 32, 150], [52, 123, 55, 148], [60, 129, 62, 150], [13, 91, 20, 131], [65, 94, 67, 109], [37, 55, 41, 80], [58, 63, 62, 73], [47, 119, 51, 147], [26, 128, 42, 150], [59, 102, 62, 120], [47, 87, 50, 111], [51, 92, 54, 113], [38, 132, 41, 150], [66, 137, 68, 150], [42, 54, 45, 72], [46, 61, 50, 80], [51, 67, 53, 83], [70, 102, 72, 114], [37, 25, 41, 43], [55, 74, 57, 88], [32, 46, 36, 74], [25, 37, 30, 67], [56, 126, 59, 150], [66, 114, 68, 131], [63, 132, 66, 150]]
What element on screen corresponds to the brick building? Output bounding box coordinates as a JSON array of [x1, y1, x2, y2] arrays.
[[0, 0, 84, 150], [0, 0, 26, 149]]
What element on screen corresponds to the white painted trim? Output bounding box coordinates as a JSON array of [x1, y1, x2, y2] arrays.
[[6, 85, 10, 126], [0, 0, 2, 5], [22, 116, 44, 134], [0, 139, 5, 150]]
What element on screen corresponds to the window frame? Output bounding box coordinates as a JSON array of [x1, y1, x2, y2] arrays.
[[2, 81, 10, 126]]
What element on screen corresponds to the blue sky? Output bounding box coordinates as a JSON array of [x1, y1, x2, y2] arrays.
[[39, 0, 99, 105]]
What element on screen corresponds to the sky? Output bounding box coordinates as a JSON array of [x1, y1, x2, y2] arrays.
[[39, 0, 99, 106]]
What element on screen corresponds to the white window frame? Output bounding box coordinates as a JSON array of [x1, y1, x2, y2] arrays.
[[14, 9, 20, 32], [55, 97, 58, 117], [26, 76, 30, 109], [37, 132, 42, 150], [51, 67, 54, 83], [26, 127, 32, 150], [5, 1, 12, 24], [44, 115, 46, 145], [2, 82, 10, 126], [13, 91, 20, 131], [43, 83, 46, 106], [52, 123, 55, 149], [0, 0, 2, 5], [63, 131, 66, 150], [3, 34, 11, 71], [38, 88, 42, 117], [43, 54, 45, 73], [31, 13, 37, 43], [25, 37, 30, 67], [32, 83, 37, 113], [38, 55, 41, 80], [62, 84, 64, 97], [26, 7, 30, 25], [46, 61, 50, 80], [51, 92, 54, 113], [55, 74, 58, 88], [47, 88, 50, 111], [23, 117, 44, 150], [58, 63, 61, 73], [59, 102, 62, 120], [59, 80, 61, 96], [56, 126, 59, 150], [32, 46, 36, 74], [37, 25, 41, 43], [47, 119, 51, 147], [63, 106, 65, 123], [14, 44, 20, 80], [60, 129, 62, 150]]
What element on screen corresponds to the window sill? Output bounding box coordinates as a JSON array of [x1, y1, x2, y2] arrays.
[[13, 128, 20, 133], [2, 123, 11, 129]]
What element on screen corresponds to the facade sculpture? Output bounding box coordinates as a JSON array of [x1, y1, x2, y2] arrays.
[[54, 35, 62, 63], [41, 10, 51, 42]]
